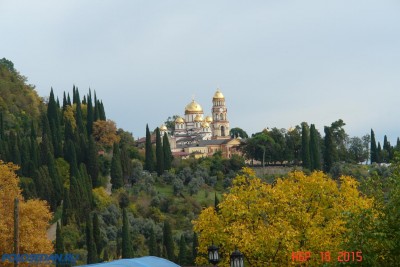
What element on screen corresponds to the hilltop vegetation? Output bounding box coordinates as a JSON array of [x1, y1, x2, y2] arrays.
[[0, 58, 42, 131]]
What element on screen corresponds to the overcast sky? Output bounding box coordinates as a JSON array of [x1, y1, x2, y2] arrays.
[[1, 1, 400, 143]]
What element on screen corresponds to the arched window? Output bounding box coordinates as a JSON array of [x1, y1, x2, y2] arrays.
[[221, 126, 225, 136], [220, 113, 223, 120]]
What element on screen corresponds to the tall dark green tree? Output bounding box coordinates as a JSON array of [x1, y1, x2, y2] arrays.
[[61, 188, 72, 226], [301, 122, 311, 170], [122, 208, 134, 258], [87, 136, 100, 188], [144, 124, 154, 172], [55, 222, 64, 267], [377, 142, 382, 164], [323, 126, 335, 173], [163, 221, 175, 261], [111, 142, 123, 190], [163, 133, 172, 171], [47, 88, 62, 157], [86, 216, 98, 264], [309, 124, 321, 171], [178, 235, 188, 265], [155, 127, 164, 176], [86, 90, 94, 136], [93, 213, 102, 258], [75, 100, 86, 136], [371, 129, 377, 163], [148, 227, 157, 256]]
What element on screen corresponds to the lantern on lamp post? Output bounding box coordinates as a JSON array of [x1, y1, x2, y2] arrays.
[[208, 243, 220, 266], [230, 247, 244, 267]]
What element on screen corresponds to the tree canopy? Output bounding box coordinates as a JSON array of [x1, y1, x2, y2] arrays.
[[193, 168, 377, 266]]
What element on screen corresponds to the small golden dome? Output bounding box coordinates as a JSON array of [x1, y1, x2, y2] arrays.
[[194, 114, 203, 122], [160, 124, 168, 131], [185, 100, 203, 114], [175, 117, 185, 124], [201, 122, 210, 128], [205, 116, 213, 123], [213, 89, 224, 99]]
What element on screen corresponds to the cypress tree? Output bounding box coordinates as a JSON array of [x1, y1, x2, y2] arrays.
[[86, 216, 98, 264], [309, 124, 321, 171], [86, 90, 94, 136], [178, 235, 188, 265], [94, 100, 100, 122], [93, 213, 102, 258], [149, 228, 157, 256], [155, 127, 164, 176], [163, 133, 172, 170], [20, 139, 30, 176], [111, 142, 123, 190], [323, 126, 334, 173], [62, 92, 68, 110], [69, 174, 81, 223], [87, 136, 100, 188], [370, 129, 377, 163], [396, 137, 400, 151], [163, 221, 174, 261], [47, 152, 63, 207], [122, 208, 134, 258], [121, 145, 133, 184], [75, 100, 86, 136], [62, 188, 72, 226], [377, 142, 382, 164], [99, 101, 106, 120], [301, 123, 311, 170], [80, 164, 93, 211], [47, 88, 62, 157], [55, 222, 64, 267], [67, 93, 71, 106], [144, 124, 154, 172], [9, 131, 21, 167]]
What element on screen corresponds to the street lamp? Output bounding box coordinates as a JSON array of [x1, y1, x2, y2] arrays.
[[230, 247, 244, 267], [208, 243, 220, 266]]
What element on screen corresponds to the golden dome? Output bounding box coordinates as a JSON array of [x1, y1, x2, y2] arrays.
[[160, 124, 167, 131], [194, 114, 203, 122], [175, 117, 185, 124], [205, 115, 213, 123], [185, 100, 203, 114], [213, 89, 224, 99], [201, 122, 210, 128]]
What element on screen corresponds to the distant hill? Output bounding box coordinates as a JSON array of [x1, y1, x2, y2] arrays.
[[0, 58, 42, 131]]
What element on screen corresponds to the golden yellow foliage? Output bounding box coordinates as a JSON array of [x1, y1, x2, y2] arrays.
[[0, 161, 53, 259], [63, 105, 76, 130], [92, 187, 113, 209], [92, 119, 120, 148], [193, 168, 376, 266]]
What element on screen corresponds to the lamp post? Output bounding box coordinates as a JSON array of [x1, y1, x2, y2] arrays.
[[230, 247, 244, 267], [208, 243, 220, 266]]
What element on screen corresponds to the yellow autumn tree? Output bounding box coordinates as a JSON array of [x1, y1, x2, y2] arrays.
[[92, 119, 120, 148], [193, 168, 377, 267], [0, 161, 53, 262]]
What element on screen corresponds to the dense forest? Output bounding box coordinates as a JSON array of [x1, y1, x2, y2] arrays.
[[0, 58, 399, 266]]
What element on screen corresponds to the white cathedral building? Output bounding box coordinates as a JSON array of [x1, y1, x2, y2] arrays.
[[158, 89, 241, 158]]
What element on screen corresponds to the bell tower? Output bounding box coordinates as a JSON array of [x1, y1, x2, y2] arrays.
[[211, 89, 230, 139]]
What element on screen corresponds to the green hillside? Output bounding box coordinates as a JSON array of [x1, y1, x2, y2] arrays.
[[0, 58, 42, 131]]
